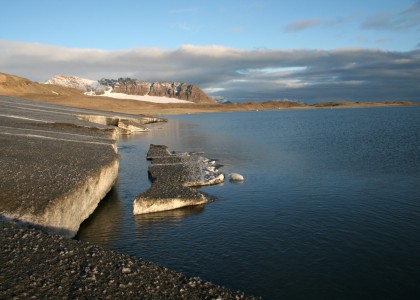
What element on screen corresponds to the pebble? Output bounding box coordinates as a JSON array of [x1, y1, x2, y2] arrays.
[[1, 221, 260, 299]]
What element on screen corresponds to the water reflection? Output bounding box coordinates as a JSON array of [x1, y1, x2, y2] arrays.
[[134, 205, 205, 233], [75, 188, 123, 247], [77, 119, 214, 245]]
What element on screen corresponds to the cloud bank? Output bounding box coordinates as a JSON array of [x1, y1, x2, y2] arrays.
[[1, 40, 419, 103]]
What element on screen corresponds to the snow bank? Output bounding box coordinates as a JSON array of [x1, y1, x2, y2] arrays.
[[92, 88, 193, 104]]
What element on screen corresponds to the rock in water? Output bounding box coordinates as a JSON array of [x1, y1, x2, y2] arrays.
[[229, 173, 244, 182], [133, 144, 224, 215]]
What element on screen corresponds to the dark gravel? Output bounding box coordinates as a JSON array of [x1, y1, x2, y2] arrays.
[[1, 221, 260, 299]]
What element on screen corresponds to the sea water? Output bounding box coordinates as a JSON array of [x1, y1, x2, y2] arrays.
[[76, 107, 420, 299]]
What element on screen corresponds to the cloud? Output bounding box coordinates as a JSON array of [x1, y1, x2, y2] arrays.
[[361, 1, 420, 31], [1, 40, 419, 103], [284, 15, 357, 33], [361, 12, 402, 31], [284, 19, 324, 32]]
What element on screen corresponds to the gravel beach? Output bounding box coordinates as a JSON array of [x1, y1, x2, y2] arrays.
[[1, 221, 259, 299]]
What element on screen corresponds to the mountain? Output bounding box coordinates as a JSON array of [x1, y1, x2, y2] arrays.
[[45, 75, 215, 104], [45, 75, 100, 93], [0, 72, 84, 98]]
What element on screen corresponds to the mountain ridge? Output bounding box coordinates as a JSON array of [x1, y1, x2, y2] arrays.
[[45, 75, 215, 104]]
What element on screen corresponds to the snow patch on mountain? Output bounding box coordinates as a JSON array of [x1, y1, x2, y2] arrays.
[[44, 75, 101, 92], [99, 87, 193, 103]]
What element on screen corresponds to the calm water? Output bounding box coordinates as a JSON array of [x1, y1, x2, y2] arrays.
[[76, 107, 420, 299]]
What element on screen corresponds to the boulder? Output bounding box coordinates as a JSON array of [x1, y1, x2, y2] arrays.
[[229, 173, 244, 182]]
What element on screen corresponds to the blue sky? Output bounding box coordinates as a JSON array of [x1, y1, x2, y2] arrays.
[[1, 0, 419, 102], [2, 0, 419, 50]]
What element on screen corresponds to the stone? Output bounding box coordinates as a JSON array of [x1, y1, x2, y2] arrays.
[[229, 173, 244, 182], [133, 184, 207, 215], [133, 144, 224, 215], [0, 221, 259, 299]]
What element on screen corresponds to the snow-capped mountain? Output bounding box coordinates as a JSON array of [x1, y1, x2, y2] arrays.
[[44, 75, 215, 104], [45, 75, 102, 93]]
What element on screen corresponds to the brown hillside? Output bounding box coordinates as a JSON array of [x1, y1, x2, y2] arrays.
[[0, 72, 84, 98], [0, 72, 415, 116], [0, 72, 226, 115]]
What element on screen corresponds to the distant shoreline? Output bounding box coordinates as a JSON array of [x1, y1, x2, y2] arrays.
[[1, 72, 417, 116], [1, 92, 417, 117]]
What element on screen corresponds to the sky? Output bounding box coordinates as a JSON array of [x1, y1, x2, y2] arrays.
[[1, 0, 419, 103]]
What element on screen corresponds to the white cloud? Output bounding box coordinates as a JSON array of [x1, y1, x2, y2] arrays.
[[203, 87, 226, 94], [1, 40, 419, 103]]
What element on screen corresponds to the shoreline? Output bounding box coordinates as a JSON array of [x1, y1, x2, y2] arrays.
[[0, 94, 418, 298], [1, 72, 417, 116], [1, 220, 259, 299], [0, 96, 147, 237], [1, 87, 417, 116], [0, 95, 260, 298]]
